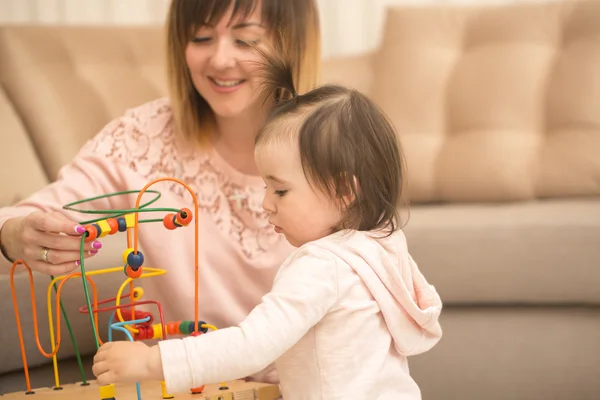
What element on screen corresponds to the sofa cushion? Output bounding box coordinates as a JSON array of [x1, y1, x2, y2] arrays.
[[404, 198, 600, 305], [372, 0, 600, 203], [0, 26, 167, 181]]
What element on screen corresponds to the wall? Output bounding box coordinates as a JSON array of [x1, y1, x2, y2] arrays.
[[0, 0, 552, 57]]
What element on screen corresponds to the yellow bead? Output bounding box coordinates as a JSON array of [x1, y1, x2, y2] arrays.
[[152, 323, 163, 340], [99, 383, 116, 398], [96, 219, 111, 238], [122, 248, 134, 264], [125, 213, 136, 228], [132, 286, 144, 299]]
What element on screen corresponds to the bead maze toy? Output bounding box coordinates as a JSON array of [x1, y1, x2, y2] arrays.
[[6, 178, 281, 400]]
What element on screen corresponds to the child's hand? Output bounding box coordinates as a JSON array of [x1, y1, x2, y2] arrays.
[[92, 341, 164, 385]]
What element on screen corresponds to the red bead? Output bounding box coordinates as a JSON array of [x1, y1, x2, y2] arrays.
[[84, 225, 98, 242], [106, 218, 119, 234], [125, 265, 143, 279], [134, 326, 148, 341], [163, 214, 177, 230], [176, 208, 193, 226]]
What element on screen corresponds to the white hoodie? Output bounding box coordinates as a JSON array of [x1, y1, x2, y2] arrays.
[[159, 229, 443, 400]]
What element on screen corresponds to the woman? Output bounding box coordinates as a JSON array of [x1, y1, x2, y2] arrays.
[[0, 0, 321, 384]]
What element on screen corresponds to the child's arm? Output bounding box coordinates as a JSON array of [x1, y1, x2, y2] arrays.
[[158, 248, 339, 392]]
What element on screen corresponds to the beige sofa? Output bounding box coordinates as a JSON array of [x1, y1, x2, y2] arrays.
[[1, 1, 599, 399]]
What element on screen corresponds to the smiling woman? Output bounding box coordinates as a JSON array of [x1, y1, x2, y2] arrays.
[[167, 0, 321, 146], [0, 0, 322, 388]]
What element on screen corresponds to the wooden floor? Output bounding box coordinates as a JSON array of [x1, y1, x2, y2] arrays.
[[1, 379, 281, 400]]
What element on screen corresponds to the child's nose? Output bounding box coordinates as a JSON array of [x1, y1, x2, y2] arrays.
[[262, 193, 276, 213]]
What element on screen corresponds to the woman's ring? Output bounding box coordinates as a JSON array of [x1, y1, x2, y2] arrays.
[[41, 247, 50, 263]]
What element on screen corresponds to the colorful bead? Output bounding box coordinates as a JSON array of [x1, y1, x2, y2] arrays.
[[190, 385, 205, 394], [124, 213, 136, 228], [132, 287, 144, 299], [190, 331, 203, 337], [125, 265, 143, 279], [179, 320, 193, 335], [97, 220, 111, 238], [176, 208, 193, 226], [127, 250, 144, 269], [197, 321, 208, 333], [134, 325, 151, 341], [166, 321, 179, 335], [152, 323, 163, 340], [106, 218, 119, 234], [83, 225, 98, 242], [99, 384, 116, 399], [117, 217, 127, 232], [172, 213, 183, 228], [167, 321, 180, 335], [122, 248, 134, 264], [163, 214, 177, 230]]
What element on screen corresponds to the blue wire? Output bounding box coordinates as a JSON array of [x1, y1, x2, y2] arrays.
[[107, 311, 151, 400]]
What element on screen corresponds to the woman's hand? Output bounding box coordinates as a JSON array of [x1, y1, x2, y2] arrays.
[[92, 341, 164, 385], [0, 211, 102, 275]]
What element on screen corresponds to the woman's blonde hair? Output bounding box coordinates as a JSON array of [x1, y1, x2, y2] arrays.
[[165, 0, 321, 144]]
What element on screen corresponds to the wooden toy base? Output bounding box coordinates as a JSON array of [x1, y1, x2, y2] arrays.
[[0, 380, 281, 400]]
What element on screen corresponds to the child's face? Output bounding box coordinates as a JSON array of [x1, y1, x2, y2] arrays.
[[256, 140, 343, 248]]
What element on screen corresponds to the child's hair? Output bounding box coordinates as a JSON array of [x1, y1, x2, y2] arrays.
[[254, 48, 407, 236]]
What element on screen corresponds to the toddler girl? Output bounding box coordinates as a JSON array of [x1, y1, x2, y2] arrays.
[[92, 49, 443, 400]]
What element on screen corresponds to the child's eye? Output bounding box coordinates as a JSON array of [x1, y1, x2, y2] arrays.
[[275, 190, 288, 197]]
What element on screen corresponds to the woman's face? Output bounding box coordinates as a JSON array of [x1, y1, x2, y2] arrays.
[[185, 3, 268, 120]]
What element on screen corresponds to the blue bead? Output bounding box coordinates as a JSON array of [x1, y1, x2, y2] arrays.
[[91, 223, 101, 237], [197, 320, 208, 333], [117, 217, 127, 232], [127, 251, 144, 269]]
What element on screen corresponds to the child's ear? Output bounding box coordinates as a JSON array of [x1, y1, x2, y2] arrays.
[[338, 173, 359, 207]]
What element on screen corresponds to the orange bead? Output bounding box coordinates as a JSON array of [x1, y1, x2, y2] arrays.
[[125, 265, 143, 279], [176, 208, 193, 226], [163, 214, 177, 230], [166, 321, 179, 335], [106, 218, 119, 234], [190, 385, 205, 394], [83, 225, 98, 242]]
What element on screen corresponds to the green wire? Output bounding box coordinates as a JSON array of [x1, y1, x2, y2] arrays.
[[79, 235, 100, 349], [49, 276, 88, 385], [63, 189, 180, 224]]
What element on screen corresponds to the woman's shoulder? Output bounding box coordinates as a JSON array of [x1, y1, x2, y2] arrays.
[[77, 96, 212, 166], [78, 97, 175, 155]]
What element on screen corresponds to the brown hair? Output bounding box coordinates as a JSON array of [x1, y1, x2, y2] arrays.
[[165, 0, 321, 144], [255, 52, 407, 236]]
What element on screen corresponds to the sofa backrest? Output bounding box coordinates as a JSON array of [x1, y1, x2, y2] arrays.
[[1, 0, 599, 205], [0, 26, 168, 181], [366, 0, 600, 203], [0, 83, 48, 206]]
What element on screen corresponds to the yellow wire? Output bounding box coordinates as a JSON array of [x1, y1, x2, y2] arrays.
[[46, 267, 122, 388], [114, 267, 166, 334]]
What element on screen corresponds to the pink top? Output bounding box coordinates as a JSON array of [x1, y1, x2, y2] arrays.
[[0, 97, 293, 382], [159, 228, 443, 399]]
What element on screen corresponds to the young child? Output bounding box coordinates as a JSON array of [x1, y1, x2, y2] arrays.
[[92, 50, 443, 399]]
